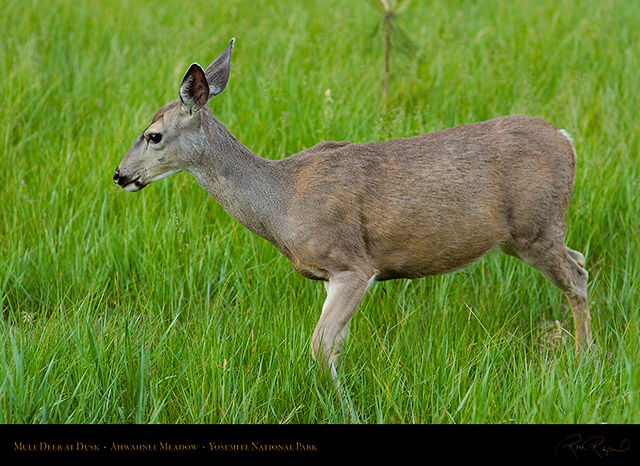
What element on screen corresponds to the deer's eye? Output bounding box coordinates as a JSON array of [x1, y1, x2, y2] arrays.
[[149, 132, 162, 144]]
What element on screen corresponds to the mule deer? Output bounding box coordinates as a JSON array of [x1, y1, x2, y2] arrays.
[[114, 39, 591, 385]]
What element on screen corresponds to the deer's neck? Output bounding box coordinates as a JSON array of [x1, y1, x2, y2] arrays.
[[189, 113, 289, 245]]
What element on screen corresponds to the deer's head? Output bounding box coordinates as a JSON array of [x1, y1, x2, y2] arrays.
[[113, 39, 234, 192]]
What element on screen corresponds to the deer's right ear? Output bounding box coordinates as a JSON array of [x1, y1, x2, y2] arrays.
[[179, 63, 209, 115]]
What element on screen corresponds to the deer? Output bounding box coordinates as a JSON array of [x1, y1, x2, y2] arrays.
[[113, 39, 591, 389]]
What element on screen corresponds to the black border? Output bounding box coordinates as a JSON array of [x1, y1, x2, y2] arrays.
[[2, 423, 637, 461]]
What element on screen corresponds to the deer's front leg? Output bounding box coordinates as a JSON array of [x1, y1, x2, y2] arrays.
[[311, 271, 371, 382]]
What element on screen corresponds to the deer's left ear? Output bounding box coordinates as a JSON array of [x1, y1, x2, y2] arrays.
[[179, 63, 209, 114], [204, 38, 234, 98]]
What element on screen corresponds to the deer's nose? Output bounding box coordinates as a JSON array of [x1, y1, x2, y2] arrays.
[[113, 168, 121, 185]]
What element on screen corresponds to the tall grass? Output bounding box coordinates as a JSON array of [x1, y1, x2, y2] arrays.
[[1, 0, 639, 424]]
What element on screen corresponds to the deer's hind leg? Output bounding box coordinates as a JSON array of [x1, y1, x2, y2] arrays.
[[511, 236, 591, 351], [566, 247, 585, 268]]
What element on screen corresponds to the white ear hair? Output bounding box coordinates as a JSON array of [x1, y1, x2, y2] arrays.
[[179, 63, 209, 114]]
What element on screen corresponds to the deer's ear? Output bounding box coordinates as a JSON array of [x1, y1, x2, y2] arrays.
[[179, 63, 209, 114], [204, 38, 234, 98]]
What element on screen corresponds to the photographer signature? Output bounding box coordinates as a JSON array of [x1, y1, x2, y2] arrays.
[[555, 434, 630, 458]]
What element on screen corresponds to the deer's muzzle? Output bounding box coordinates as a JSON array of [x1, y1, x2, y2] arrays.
[[113, 168, 144, 192]]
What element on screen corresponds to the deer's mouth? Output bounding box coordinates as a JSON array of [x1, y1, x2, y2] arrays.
[[113, 168, 147, 192], [122, 178, 146, 192], [114, 167, 182, 192]]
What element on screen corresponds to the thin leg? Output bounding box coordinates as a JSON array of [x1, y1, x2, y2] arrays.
[[312, 271, 370, 384], [517, 240, 591, 351]]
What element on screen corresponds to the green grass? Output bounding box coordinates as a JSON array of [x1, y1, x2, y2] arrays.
[[1, 0, 639, 424]]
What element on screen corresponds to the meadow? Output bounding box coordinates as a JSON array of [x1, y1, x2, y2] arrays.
[[1, 0, 639, 425]]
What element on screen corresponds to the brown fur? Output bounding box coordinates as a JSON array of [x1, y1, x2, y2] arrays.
[[282, 116, 574, 281]]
